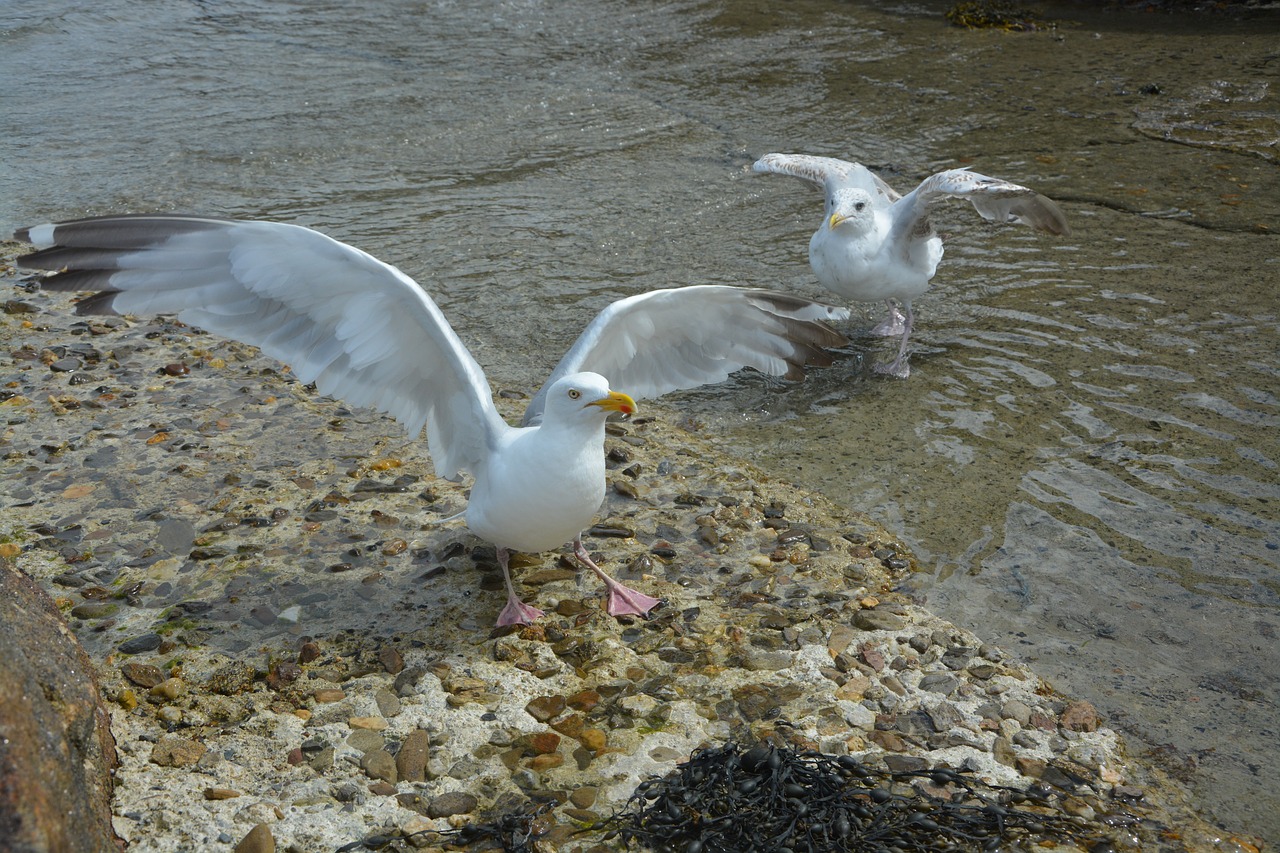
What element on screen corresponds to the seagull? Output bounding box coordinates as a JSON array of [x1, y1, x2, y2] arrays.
[[15, 214, 849, 627], [752, 153, 1071, 378]]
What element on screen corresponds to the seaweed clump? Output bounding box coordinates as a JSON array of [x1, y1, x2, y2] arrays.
[[598, 742, 1113, 852], [946, 0, 1050, 30]]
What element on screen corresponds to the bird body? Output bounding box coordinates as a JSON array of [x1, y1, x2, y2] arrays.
[[16, 213, 849, 626], [753, 153, 1070, 377], [466, 385, 611, 556]]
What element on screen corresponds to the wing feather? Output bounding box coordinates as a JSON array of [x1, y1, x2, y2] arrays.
[[521, 285, 848, 426], [16, 215, 507, 479], [890, 168, 1071, 244], [753, 154, 903, 202]]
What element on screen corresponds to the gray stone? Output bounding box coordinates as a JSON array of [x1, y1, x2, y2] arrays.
[[361, 749, 398, 784], [852, 609, 908, 632], [347, 729, 385, 753], [918, 672, 959, 695], [1001, 699, 1033, 726], [427, 791, 478, 818], [925, 702, 965, 732], [375, 687, 402, 718]]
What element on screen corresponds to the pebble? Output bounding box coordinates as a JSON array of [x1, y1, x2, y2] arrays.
[[852, 609, 908, 632], [347, 729, 385, 753], [203, 788, 241, 800], [374, 687, 401, 718], [396, 730, 430, 783], [360, 749, 397, 784], [427, 791, 477, 818], [233, 823, 274, 853], [150, 735, 206, 768], [1061, 699, 1100, 732], [119, 633, 162, 654], [120, 662, 165, 688], [149, 678, 185, 701], [377, 646, 405, 674], [525, 694, 566, 722], [349, 716, 388, 731]]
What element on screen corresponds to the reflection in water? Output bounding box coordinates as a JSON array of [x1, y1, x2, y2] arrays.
[[2, 0, 1278, 841]]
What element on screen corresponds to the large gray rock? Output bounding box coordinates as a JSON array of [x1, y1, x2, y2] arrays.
[[0, 563, 122, 851]]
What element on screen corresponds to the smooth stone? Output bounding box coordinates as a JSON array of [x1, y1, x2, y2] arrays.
[[396, 729, 430, 783], [427, 791, 477, 818], [360, 749, 397, 784], [347, 729, 385, 753], [119, 633, 163, 654], [234, 823, 275, 853], [374, 687, 401, 718]]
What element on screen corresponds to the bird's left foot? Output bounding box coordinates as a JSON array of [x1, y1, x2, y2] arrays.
[[874, 358, 911, 379]]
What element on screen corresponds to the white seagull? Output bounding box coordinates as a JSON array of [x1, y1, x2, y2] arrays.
[[15, 214, 849, 627], [752, 153, 1071, 378]]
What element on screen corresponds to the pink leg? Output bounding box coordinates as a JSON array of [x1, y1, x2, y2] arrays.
[[869, 301, 907, 337], [495, 547, 545, 627], [573, 536, 660, 618], [875, 302, 915, 378]]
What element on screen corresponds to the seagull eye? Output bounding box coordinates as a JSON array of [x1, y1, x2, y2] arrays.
[[855, 202, 866, 212], [568, 389, 581, 400]]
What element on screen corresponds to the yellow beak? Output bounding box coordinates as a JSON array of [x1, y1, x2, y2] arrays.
[[828, 212, 847, 229], [587, 390, 637, 416]]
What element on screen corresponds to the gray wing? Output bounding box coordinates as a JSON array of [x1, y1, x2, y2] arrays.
[[888, 168, 1071, 245], [752, 153, 903, 202], [521, 286, 849, 426], [16, 214, 508, 480]]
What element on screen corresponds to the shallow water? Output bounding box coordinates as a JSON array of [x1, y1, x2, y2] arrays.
[[2, 0, 1278, 842]]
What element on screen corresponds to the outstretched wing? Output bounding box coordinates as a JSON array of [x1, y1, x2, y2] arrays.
[[752, 153, 902, 202], [522, 286, 849, 426], [888, 168, 1071, 245], [15, 214, 508, 479]]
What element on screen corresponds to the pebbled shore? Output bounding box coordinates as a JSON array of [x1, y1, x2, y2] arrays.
[[0, 242, 1257, 852]]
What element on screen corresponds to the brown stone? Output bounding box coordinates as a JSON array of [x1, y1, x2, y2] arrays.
[[867, 730, 908, 752], [151, 735, 206, 768], [120, 661, 165, 688], [1060, 700, 1100, 732], [529, 731, 562, 755], [0, 563, 122, 851], [203, 788, 242, 800], [529, 753, 565, 772], [551, 713, 586, 739], [569, 786, 598, 809], [579, 728, 608, 751], [313, 688, 346, 703], [525, 694, 566, 722], [377, 646, 405, 675], [566, 689, 601, 711], [235, 823, 275, 853], [396, 729, 430, 783]]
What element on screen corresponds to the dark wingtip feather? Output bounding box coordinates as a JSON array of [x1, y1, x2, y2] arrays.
[[74, 291, 123, 316]]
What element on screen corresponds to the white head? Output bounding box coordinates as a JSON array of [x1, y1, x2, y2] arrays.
[[826, 187, 875, 234], [539, 372, 636, 429]]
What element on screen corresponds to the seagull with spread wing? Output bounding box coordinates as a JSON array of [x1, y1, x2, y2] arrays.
[[752, 153, 1071, 378], [15, 214, 849, 627]]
